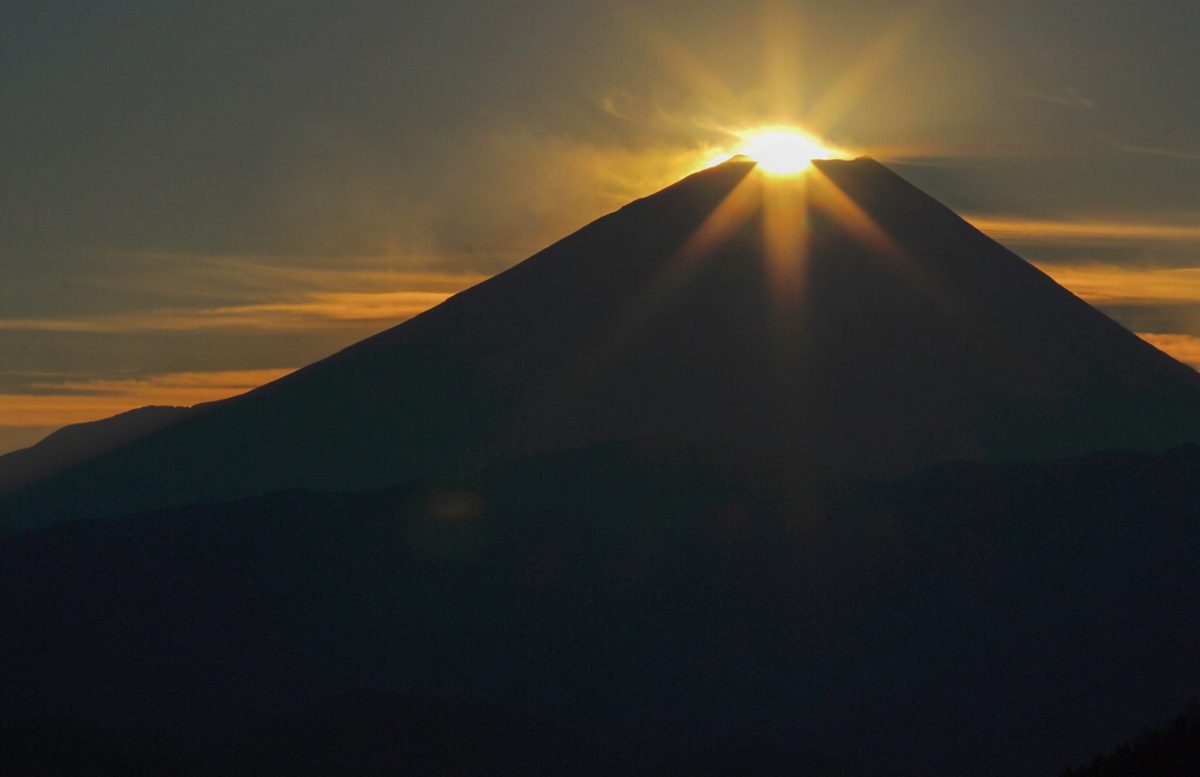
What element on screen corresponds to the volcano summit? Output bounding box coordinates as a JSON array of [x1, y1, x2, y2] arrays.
[[3, 158, 1200, 777], [3, 157, 1198, 532]]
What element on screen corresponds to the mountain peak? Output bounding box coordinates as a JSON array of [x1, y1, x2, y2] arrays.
[[3, 158, 1199, 532], [704, 153, 881, 173]]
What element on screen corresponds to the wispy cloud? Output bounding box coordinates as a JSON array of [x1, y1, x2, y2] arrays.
[[0, 368, 294, 427], [873, 138, 1095, 163], [1034, 264, 1200, 305], [1113, 141, 1200, 162], [0, 282, 483, 334], [968, 216, 1200, 244], [83, 254, 495, 305], [1137, 333, 1200, 370], [1014, 86, 1097, 110]]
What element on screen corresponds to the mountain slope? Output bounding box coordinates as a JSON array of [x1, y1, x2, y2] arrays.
[[0, 405, 193, 495], [4, 158, 1199, 532]]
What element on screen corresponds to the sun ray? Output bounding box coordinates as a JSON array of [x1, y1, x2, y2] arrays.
[[761, 172, 812, 312], [614, 3, 739, 108], [806, 8, 931, 135], [805, 165, 903, 259], [805, 164, 945, 304], [575, 164, 763, 378], [761, 0, 806, 120], [675, 167, 764, 263], [590, 2, 946, 373]]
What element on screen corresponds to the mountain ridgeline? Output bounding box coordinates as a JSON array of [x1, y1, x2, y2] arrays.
[[2, 158, 1200, 776], [3, 157, 1200, 533], [0, 405, 192, 496], [3, 442, 1199, 776]]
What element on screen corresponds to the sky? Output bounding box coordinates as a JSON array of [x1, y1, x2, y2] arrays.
[[2, 0, 1199, 454]]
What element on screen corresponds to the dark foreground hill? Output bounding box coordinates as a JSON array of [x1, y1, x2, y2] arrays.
[[4, 442, 1198, 776], [1062, 702, 1200, 777], [6, 157, 1200, 534]]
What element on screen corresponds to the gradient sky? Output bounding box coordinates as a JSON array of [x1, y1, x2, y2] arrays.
[[3, 0, 1199, 453]]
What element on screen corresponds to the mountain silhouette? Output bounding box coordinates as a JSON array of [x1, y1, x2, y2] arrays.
[[3, 443, 1198, 776], [4, 157, 1200, 775], [0, 405, 192, 496], [3, 157, 1199, 534]]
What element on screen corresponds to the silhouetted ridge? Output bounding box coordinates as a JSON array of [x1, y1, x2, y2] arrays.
[[3, 444, 1198, 776], [1062, 702, 1200, 777], [3, 157, 1199, 532], [0, 405, 193, 495]]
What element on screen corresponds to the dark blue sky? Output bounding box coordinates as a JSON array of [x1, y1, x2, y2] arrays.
[[2, 0, 1199, 451]]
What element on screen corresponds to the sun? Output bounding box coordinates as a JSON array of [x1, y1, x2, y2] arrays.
[[737, 128, 838, 174]]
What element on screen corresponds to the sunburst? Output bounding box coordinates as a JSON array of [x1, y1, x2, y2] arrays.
[[737, 128, 842, 174]]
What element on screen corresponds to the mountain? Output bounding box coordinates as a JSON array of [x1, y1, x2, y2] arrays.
[[3, 443, 1198, 776], [4, 157, 1200, 534], [0, 405, 193, 495], [4, 157, 1200, 775], [1062, 702, 1200, 777]]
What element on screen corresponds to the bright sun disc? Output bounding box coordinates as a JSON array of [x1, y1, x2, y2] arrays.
[[738, 129, 834, 174]]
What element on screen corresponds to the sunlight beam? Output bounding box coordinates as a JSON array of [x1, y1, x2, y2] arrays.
[[805, 166, 903, 258]]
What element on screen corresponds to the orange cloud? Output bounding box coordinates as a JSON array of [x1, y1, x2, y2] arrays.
[[969, 216, 1200, 244], [0, 289, 472, 334], [1137, 333, 1200, 370], [1033, 264, 1200, 304], [0, 368, 293, 427]]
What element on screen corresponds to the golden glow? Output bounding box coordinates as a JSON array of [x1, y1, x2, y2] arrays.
[[737, 128, 840, 174], [1031, 264, 1200, 304], [541, 8, 930, 373], [0, 368, 295, 427], [1137, 333, 1200, 370], [967, 216, 1200, 243]]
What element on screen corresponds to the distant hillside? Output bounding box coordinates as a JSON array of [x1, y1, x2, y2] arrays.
[[0, 406, 193, 495], [1062, 702, 1200, 777], [4, 442, 1197, 776]]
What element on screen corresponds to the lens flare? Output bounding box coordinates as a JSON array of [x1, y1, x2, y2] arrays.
[[737, 128, 840, 174]]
